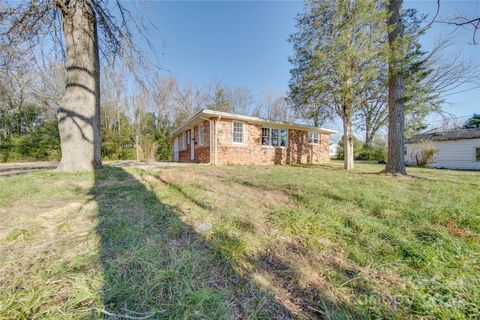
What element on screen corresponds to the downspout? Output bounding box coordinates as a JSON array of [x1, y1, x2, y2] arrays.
[[215, 115, 221, 165], [205, 118, 213, 165]]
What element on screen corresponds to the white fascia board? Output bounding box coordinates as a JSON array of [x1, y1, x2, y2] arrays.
[[171, 109, 338, 138]]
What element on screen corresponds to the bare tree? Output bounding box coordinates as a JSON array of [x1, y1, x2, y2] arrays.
[[253, 89, 296, 122], [356, 37, 479, 146], [227, 86, 253, 115], [1, 0, 150, 172], [205, 81, 232, 112], [101, 65, 127, 136], [172, 82, 206, 127], [132, 89, 146, 161], [269, 97, 295, 122], [432, 0, 480, 44], [153, 76, 177, 123], [33, 61, 66, 113], [422, 38, 480, 94], [355, 84, 388, 147], [0, 41, 37, 141]]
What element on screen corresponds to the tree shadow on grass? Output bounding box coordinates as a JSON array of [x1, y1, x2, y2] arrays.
[[90, 166, 379, 319], [91, 166, 281, 318]]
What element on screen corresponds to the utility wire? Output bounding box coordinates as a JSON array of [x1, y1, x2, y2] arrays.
[[442, 84, 480, 97], [422, 114, 474, 127]]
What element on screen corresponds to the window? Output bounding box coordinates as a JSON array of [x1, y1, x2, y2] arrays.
[[233, 122, 244, 143], [262, 127, 288, 147], [308, 132, 319, 144], [279, 129, 288, 147], [476, 148, 480, 161], [271, 129, 279, 146], [262, 128, 270, 145], [198, 124, 204, 146]]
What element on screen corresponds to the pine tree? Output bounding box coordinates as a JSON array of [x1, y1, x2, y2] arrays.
[[463, 114, 480, 129], [289, 0, 386, 170]]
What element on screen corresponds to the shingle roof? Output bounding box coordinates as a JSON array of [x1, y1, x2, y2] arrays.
[[407, 128, 480, 144]]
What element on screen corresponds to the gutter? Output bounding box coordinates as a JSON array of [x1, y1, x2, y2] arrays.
[[205, 117, 213, 165], [171, 109, 337, 137], [214, 115, 221, 165]]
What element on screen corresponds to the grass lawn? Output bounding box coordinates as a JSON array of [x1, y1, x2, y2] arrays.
[[0, 161, 479, 319]]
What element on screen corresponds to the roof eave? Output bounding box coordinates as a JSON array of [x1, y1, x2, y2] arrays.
[[171, 109, 338, 137]]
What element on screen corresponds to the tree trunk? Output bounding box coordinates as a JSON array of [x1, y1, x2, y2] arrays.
[[385, 0, 407, 175], [365, 121, 371, 148], [56, 0, 102, 172], [135, 133, 140, 161], [343, 114, 354, 170]]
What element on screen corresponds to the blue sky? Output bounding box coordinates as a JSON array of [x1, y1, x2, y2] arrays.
[[143, 1, 480, 132], [146, 1, 299, 92]]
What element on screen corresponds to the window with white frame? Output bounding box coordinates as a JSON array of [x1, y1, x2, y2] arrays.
[[199, 124, 204, 145], [232, 122, 244, 143], [308, 132, 319, 144], [262, 128, 270, 145], [262, 127, 288, 147]]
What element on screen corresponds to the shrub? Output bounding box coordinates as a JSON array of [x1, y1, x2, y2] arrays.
[[357, 141, 387, 161], [0, 120, 60, 162], [337, 135, 364, 160], [338, 136, 387, 161], [411, 140, 437, 167]]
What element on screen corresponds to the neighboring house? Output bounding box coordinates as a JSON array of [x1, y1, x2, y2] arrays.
[[171, 109, 337, 165], [329, 143, 339, 158], [405, 128, 480, 170]]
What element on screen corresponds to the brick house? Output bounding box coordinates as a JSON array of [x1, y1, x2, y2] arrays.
[[171, 109, 337, 165]]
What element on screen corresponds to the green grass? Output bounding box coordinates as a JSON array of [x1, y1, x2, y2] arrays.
[[0, 162, 479, 319]]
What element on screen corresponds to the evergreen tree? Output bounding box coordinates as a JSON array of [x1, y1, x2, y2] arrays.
[[289, 0, 386, 170], [463, 114, 480, 129]]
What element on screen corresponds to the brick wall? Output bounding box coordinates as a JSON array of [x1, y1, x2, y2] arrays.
[[215, 119, 330, 165], [174, 118, 330, 165], [177, 120, 211, 163]]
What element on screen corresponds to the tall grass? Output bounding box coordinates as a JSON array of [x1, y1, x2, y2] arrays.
[[0, 162, 478, 319]]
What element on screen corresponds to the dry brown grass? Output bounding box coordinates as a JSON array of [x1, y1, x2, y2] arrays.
[[0, 162, 478, 319]]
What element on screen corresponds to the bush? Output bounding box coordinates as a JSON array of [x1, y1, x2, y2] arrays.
[[357, 142, 387, 161], [338, 136, 387, 161], [0, 120, 60, 162], [337, 135, 364, 160], [411, 140, 437, 167]]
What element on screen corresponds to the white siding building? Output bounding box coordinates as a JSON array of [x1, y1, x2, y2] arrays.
[[405, 129, 480, 170], [329, 143, 339, 158]]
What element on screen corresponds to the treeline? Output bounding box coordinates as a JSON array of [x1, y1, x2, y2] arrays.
[[1, 0, 478, 164], [0, 47, 296, 162]]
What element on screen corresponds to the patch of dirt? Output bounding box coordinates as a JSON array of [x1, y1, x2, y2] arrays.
[[446, 221, 469, 238]]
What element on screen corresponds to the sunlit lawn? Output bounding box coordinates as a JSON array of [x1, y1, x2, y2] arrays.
[[0, 161, 479, 319]]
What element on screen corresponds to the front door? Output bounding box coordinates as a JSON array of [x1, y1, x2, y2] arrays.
[[190, 129, 195, 161]]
